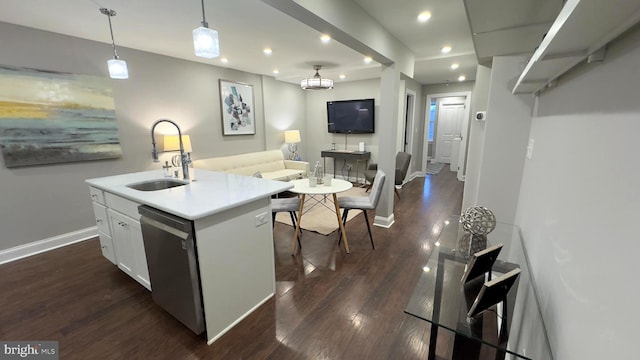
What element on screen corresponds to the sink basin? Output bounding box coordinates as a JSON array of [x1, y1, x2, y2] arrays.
[[127, 179, 188, 191]]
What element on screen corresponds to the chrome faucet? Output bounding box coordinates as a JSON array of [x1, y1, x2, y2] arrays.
[[150, 119, 190, 180]]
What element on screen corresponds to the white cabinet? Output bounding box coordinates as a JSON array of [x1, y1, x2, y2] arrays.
[[89, 186, 150, 291], [107, 209, 150, 290], [89, 187, 116, 265]]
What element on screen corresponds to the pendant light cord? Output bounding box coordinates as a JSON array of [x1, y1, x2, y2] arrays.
[[200, 0, 208, 27], [100, 8, 120, 59], [107, 14, 119, 59]]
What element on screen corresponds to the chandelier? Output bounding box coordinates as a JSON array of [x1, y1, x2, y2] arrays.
[[300, 65, 334, 90]]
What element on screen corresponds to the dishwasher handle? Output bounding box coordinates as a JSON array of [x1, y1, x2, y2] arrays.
[[140, 216, 191, 244]]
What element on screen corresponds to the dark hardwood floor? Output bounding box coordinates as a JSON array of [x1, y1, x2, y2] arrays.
[[0, 169, 463, 359]]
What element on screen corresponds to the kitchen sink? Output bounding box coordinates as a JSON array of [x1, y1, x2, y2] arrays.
[[127, 179, 188, 191]]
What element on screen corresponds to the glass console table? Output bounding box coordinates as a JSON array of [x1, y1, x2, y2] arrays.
[[405, 217, 553, 360]]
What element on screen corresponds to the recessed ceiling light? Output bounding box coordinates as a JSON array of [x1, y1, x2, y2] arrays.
[[273, 69, 279, 74], [417, 11, 431, 23], [441, 46, 452, 53], [263, 48, 273, 55], [220, 58, 228, 64], [458, 75, 466, 81], [364, 56, 372, 64], [450, 63, 459, 70], [339, 74, 346, 79], [320, 34, 331, 43]]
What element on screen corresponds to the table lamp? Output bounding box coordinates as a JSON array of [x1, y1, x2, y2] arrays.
[[284, 130, 301, 160], [163, 134, 193, 167]]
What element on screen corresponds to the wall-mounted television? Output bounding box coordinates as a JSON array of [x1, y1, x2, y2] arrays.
[[327, 98, 375, 134]]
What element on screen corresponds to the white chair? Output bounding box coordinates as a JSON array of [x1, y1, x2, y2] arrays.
[[338, 170, 386, 249]]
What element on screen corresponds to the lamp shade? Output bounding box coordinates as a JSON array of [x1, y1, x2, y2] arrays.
[[107, 59, 129, 79], [300, 77, 334, 90], [284, 130, 301, 144], [163, 135, 192, 153], [193, 26, 220, 58], [300, 65, 333, 90]]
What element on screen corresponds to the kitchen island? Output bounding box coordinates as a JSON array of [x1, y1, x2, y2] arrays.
[[86, 169, 292, 344]]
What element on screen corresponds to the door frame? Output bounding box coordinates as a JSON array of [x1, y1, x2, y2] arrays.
[[422, 91, 471, 181], [403, 89, 416, 155]]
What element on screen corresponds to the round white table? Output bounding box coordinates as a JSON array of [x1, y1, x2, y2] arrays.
[[288, 178, 353, 255]]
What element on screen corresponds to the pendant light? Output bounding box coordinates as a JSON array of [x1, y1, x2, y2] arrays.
[[100, 8, 128, 79], [193, 0, 220, 58], [300, 65, 334, 90]]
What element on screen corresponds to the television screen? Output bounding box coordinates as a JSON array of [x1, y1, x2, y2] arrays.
[[327, 99, 375, 134]]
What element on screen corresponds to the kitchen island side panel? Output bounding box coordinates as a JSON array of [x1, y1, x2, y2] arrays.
[[194, 197, 275, 344]]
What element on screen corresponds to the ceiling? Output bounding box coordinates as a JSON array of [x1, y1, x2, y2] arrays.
[[0, 0, 562, 86]]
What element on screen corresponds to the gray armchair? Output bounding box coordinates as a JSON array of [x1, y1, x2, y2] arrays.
[[364, 152, 411, 198]]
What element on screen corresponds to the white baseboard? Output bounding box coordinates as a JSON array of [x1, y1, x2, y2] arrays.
[[407, 171, 423, 181], [374, 213, 395, 228], [0, 227, 98, 265]]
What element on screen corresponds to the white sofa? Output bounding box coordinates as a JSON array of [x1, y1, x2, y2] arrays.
[[192, 150, 308, 181]]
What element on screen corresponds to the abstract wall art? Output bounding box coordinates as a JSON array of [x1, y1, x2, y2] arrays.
[[219, 79, 255, 135], [0, 65, 122, 168]]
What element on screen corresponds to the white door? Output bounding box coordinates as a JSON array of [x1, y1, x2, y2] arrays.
[[435, 100, 465, 164]]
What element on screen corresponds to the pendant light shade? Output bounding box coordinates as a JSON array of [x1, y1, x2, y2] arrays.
[[193, 0, 220, 58], [100, 8, 128, 80], [107, 59, 129, 79], [301, 65, 334, 90], [193, 26, 220, 58]]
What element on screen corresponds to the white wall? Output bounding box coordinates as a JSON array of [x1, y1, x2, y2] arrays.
[[514, 25, 640, 360], [474, 56, 533, 224], [463, 64, 492, 210]]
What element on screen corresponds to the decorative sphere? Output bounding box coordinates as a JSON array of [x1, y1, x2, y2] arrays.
[[460, 206, 496, 235]]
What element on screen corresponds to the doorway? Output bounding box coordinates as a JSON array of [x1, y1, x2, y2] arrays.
[[422, 91, 471, 181], [435, 98, 465, 164]]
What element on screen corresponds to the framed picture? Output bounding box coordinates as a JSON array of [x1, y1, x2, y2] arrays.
[[460, 243, 503, 284], [467, 268, 521, 318], [219, 79, 255, 135]]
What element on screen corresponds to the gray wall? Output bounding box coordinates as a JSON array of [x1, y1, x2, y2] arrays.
[[0, 22, 285, 251], [262, 76, 307, 159], [304, 78, 381, 176], [514, 25, 640, 359]]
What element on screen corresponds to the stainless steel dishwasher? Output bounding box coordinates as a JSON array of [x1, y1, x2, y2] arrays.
[[138, 205, 204, 335]]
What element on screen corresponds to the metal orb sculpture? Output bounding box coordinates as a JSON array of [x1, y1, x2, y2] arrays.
[[460, 206, 496, 236]]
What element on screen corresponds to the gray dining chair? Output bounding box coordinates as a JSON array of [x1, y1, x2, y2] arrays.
[[254, 171, 302, 248], [338, 170, 386, 249]]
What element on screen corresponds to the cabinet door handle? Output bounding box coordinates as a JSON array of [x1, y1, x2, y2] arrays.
[[91, 194, 98, 199], [118, 221, 127, 227], [96, 219, 102, 224]]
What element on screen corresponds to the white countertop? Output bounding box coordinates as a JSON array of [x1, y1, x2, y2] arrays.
[[86, 170, 292, 220]]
